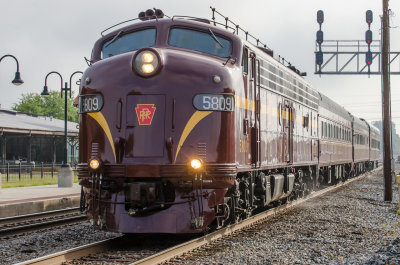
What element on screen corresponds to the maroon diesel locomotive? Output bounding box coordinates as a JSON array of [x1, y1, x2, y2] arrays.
[[78, 8, 380, 233]]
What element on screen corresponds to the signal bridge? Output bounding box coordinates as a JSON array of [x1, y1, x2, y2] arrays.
[[314, 9, 400, 76], [314, 40, 400, 75]]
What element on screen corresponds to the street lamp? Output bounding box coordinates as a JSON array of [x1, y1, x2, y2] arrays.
[[0, 54, 24, 85], [41, 71, 82, 187]]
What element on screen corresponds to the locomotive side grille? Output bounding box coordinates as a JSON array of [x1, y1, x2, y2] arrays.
[[206, 163, 237, 178], [160, 164, 186, 177], [77, 163, 89, 178], [91, 142, 99, 158], [160, 163, 237, 178], [197, 142, 207, 161], [77, 163, 125, 178], [104, 165, 126, 177]]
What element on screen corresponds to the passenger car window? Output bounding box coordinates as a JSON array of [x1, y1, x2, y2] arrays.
[[102, 28, 156, 59], [168, 28, 232, 58]]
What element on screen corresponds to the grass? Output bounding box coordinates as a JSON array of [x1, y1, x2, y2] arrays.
[[1, 175, 79, 188]]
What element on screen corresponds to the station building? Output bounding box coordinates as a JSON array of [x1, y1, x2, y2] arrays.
[[0, 109, 78, 166]]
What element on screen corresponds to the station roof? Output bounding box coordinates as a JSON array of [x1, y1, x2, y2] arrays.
[[0, 109, 78, 136]]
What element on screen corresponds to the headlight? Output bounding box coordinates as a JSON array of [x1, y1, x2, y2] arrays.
[[89, 158, 101, 170], [132, 49, 161, 77], [190, 159, 203, 170]]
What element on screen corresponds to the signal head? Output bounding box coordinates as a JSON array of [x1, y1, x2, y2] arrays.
[[365, 30, 373, 45], [316, 30, 324, 45], [366, 51, 373, 65], [317, 10, 324, 25], [366, 10, 373, 25], [316, 51, 323, 65]]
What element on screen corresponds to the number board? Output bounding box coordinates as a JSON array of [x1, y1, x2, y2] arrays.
[[193, 94, 235, 112], [79, 94, 104, 113]]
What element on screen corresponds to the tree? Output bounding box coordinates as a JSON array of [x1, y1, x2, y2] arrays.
[[12, 91, 78, 122]]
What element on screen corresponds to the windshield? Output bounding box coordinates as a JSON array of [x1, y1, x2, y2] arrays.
[[168, 28, 232, 58], [101, 28, 156, 58]]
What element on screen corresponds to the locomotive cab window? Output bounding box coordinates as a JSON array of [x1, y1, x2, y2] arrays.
[[101, 28, 156, 59], [168, 28, 232, 58]]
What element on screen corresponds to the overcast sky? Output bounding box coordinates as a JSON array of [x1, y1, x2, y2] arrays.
[[1, 0, 399, 129]]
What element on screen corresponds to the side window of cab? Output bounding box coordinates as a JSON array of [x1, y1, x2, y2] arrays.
[[242, 47, 248, 74]]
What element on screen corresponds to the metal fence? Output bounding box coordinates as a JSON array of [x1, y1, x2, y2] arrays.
[[0, 163, 76, 184]]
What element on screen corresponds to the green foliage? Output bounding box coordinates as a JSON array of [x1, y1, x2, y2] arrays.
[[12, 91, 78, 122]]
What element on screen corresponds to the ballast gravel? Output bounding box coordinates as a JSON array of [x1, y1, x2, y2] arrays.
[[0, 222, 119, 265], [177, 168, 400, 265], [0, 168, 399, 265]]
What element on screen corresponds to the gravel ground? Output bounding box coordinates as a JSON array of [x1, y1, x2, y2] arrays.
[[175, 168, 400, 265], [0, 222, 119, 265]]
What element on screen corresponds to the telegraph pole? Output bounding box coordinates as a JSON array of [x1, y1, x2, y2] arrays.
[[382, 0, 392, 201]]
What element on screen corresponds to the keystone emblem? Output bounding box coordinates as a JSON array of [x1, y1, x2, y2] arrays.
[[135, 104, 156, 125]]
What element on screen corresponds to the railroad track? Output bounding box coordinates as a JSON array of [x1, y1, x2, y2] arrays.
[[16, 169, 379, 265], [0, 207, 86, 238]]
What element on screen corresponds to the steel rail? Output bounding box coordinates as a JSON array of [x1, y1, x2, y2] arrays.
[[14, 236, 123, 265], [16, 168, 379, 265], [0, 215, 87, 238], [0, 207, 81, 226], [130, 169, 379, 265], [0, 207, 86, 238]]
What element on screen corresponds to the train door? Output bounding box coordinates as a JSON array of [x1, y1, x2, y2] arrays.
[[283, 100, 294, 164], [311, 112, 318, 161], [250, 53, 261, 168]]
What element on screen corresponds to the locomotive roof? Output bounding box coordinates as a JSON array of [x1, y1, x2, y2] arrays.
[[92, 17, 243, 63], [97, 14, 306, 78]]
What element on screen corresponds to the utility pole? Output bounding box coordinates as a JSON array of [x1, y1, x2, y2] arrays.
[[382, 0, 392, 201]]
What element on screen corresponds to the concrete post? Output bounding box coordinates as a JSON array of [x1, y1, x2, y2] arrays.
[[58, 165, 73, 187]]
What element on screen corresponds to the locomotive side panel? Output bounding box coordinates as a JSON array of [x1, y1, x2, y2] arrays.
[[238, 46, 319, 170]]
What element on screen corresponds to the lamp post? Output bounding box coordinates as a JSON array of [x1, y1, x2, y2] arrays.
[[41, 71, 82, 187], [0, 54, 24, 85], [1, 54, 23, 187]]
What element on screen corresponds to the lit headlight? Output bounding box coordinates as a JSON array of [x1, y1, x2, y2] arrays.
[[132, 49, 161, 77], [142, 63, 155, 73], [89, 158, 100, 170], [142, 52, 154, 63], [190, 159, 203, 170]]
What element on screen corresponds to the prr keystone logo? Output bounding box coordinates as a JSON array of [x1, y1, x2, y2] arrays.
[[135, 104, 156, 125]]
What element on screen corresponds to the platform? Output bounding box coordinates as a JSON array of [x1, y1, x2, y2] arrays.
[[0, 183, 81, 218]]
